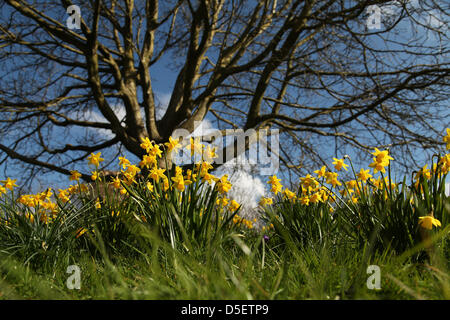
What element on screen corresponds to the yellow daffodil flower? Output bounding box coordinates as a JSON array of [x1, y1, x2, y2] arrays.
[[229, 200, 240, 212], [91, 171, 99, 181], [111, 176, 121, 189], [259, 197, 273, 206], [357, 168, 372, 182], [267, 175, 283, 194], [203, 145, 218, 163], [283, 188, 296, 201], [95, 198, 101, 209], [369, 159, 388, 174], [149, 167, 166, 183], [309, 192, 322, 204], [216, 175, 232, 194], [300, 195, 310, 206], [314, 166, 327, 178], [2, 178, 18, 190], [69, 170, 82, 181], [87, 152, 104, 167], [171, 174, 185, 191], [216, 197, 229, 207], [332, 158, 349, 171], [371, 148, 394, 164], [165, 136, 181, 154], [119, 156, 131, 169], [418, 215, 441, 230], [58, 189, 70, 203], [140, 137, 153, 153], [414, 164, 431, 181], [300, 174, 318, 189], [149, 144, 163, 158]]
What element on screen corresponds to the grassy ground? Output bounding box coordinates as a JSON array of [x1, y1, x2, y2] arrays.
[[0, 225, 448, 300]]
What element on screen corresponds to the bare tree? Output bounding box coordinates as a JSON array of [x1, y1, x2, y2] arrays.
[[0, 0, 448, 187]]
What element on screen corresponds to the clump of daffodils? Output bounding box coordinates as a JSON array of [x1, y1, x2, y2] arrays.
[[260, 128, 450, 232], [13, 188, 59, 224], [1, 135, 252, 233]]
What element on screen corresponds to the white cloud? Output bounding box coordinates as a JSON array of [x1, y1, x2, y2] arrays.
[[221, 168, 267, 222], [226, 170, 267, 206]]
